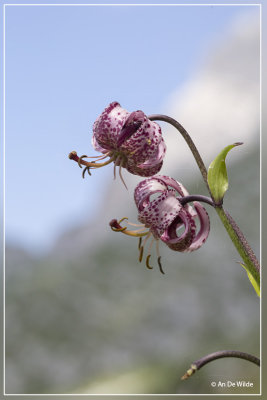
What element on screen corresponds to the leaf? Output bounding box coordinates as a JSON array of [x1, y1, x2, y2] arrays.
[[239, 262, 260, 297], [207, 143, 243, 203]]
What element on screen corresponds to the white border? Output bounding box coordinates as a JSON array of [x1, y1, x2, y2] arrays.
[[3, 2, 262, 397]]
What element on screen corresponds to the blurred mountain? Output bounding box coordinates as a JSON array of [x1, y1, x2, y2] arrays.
[[163, 11, 260, 175]]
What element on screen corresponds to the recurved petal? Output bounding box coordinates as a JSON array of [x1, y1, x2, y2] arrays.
[[138, 191, 182, 239], [183, 202, 210, 252], [93, 102, 129, 150], [121, 118, 163, 165], [155, 176, 190, 197], [134, 177, 168, 211], [138, 138, 167, 168], [160, 208, 196, 252], [126, 159, 163, 178], [156, 175, 196, 217], [91, 134, 108, 153]]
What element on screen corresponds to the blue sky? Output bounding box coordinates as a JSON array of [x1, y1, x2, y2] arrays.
[[4, 3, 258, 253]]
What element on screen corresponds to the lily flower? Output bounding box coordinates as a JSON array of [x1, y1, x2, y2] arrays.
[[110, 175, 210, 273], [69, 102, 166, 186]]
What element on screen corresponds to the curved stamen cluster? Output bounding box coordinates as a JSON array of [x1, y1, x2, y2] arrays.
[[109, 218, 164, 274], [69, 102, 166, 186]]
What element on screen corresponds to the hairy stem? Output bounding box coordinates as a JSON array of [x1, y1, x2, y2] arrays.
[[215, 206, 260, 286], [181, 350, 260, 380]]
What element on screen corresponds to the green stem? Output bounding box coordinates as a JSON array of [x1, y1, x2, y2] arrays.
[[215, 206, 260, 287]]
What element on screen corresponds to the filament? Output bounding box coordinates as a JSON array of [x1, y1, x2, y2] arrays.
[[113, 155, 121, 179], [119, 163, 128, 190], [139, 246, 144, 262]]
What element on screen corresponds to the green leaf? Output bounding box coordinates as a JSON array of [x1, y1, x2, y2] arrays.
[[239, 262, 260, 297], [207, 143, 243, 203]]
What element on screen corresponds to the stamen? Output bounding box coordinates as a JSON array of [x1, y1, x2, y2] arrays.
[[138, 237, 142, 250], [157, 256, 165, 275], [78, 155, 89, 168], [139, 246, 144, 262], [118, 217, 128, 224], [113, 155, 121, 180], [110, 226, 127, 232], [142, 232, 152, 248], [109, 219, 149, 238], [146, 255, 153, 270], [119, 164, 128, 190], [91, 156, 116, 168], [82, 165, 92, 178], [128, 221, 146, 227], [86, 154, 110, 160], [155, 241, 164, 274], [69, 151, 115, 169], [147, 236, 155, 255]]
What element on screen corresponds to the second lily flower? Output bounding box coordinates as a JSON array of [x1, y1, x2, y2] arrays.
[[110, 175, 210, 272]]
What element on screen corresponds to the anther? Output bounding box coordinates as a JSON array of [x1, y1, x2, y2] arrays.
[[82, 166, 92, 178], [146, 255, 153, 270], [78, 155, 89, 168], [157, 256, 165, 275]]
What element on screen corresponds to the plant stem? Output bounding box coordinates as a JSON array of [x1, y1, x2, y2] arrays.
[[180, 195, 215, 207], [215, 206, 260, 286], [148, 114, 210, 194], [181, 350, 260, 380], [148, 115, 260, 283]]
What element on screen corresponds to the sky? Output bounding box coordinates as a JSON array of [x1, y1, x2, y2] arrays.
[[4, 3, 260, 254]]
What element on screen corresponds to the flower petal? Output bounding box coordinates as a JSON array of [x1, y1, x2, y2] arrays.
[[126, 159, 163, 177], [155, 175, 196, 217], [138, 191, 182, 239], [121, 118, 164, 165], [155, 175, 190, 197], [116, 110, 146, 147], [93, 102, 129, 150], [134, 177, 168, 211], [138, 138, 167, 168], [184, 202, 210, 252], [161, 208, 196, 252], [91, 134, 108, 153]]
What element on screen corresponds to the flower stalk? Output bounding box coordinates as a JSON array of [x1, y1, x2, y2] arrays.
[[148, 114, 210, 195], [181, 350, 260, 380]]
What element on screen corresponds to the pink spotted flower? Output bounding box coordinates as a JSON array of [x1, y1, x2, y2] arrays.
[[110, 175, 210, 273], [69, 102, 166, 186]]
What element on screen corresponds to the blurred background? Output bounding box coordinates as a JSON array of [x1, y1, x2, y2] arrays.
[[4, 3, 260, 395]]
